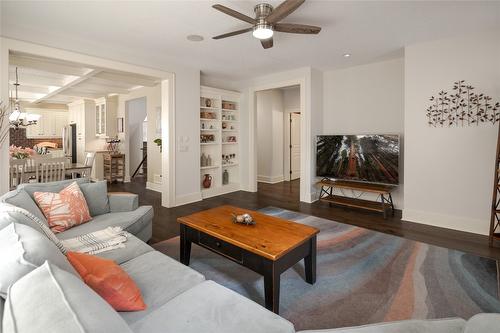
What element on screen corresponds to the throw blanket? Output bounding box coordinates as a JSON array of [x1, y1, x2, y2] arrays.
[[62, 227, 129, 254]]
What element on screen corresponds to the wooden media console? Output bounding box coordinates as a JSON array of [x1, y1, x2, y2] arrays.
[[317, 179, 396, 218]]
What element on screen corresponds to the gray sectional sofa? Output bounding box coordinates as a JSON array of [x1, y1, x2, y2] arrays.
[[0, 178, 498, 333]]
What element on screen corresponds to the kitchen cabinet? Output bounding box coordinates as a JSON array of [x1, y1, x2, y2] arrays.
[[25, 108, 68, 139], [95, 96, 118, 138], [54, 113, 67, 137]]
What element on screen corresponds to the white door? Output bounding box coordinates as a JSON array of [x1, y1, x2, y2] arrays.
[[290, 113, 301, 180]]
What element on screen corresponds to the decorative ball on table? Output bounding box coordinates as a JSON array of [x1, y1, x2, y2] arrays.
[[231, 213, 255, 225]]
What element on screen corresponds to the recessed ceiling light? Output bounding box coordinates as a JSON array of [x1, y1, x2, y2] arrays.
[[343, 53, 351, 58], [187, 35, 204, 42]]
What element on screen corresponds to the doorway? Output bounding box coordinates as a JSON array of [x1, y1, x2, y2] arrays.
[[126, 97, 147, 184], [287, 112, 301, 181], [1, 41, 175, 207], [256, 85, 301, 196]]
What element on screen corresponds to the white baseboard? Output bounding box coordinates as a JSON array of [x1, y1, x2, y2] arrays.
[[146, 181, 162, 193], [402, 208, 489, 236], [257, 175, 284, 184], [175, 192, 202, 206]]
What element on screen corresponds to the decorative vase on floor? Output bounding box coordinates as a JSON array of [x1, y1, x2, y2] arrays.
[[202, 174, 212, 188], [223, 170, 229, 185]]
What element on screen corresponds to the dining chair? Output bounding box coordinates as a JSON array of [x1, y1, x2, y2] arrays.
[[36, 157, 67, 183], [71, 152, 96, 179], [26, 154, 51, 172], [82, 152, 96, 178], [9, 159, 27, 189]]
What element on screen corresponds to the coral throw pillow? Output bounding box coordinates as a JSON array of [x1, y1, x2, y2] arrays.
[[34, 181, 92, 233], [67, 252, 146, 311]]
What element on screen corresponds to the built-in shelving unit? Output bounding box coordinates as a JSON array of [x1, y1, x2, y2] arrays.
[[200, 86, 241, 199]]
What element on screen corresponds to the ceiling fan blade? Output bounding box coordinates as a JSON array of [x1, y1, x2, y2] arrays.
[[261, 38, 273, 49], [212, 4, 256, 25], [213, 28, 253, 40], [266, 0, 305, 24], [274, 23, 321, 34]]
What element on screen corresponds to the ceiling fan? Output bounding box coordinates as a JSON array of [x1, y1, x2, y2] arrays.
[[212, 0, 321, 49]]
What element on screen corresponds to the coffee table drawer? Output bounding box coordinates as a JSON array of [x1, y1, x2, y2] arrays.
[[199, 232, 243, 263]]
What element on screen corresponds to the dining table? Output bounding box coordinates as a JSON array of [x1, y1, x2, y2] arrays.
[[21, 162, 92, 179]]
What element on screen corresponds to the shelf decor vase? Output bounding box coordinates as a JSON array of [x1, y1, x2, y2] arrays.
[[223, 170, 229, 185], [202, 174, 212, 188]]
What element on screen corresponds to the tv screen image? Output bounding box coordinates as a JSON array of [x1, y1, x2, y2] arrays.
[[316, 135, 399, 185]]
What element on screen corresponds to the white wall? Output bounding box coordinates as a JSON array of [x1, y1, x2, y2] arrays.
[[322, 58, 405, 208], [282, 86, 300, 110], [256, 89, 284, 183], [173, 67, 201, 204], [404, 31, 500, 235], [126, 97, 147, 178]]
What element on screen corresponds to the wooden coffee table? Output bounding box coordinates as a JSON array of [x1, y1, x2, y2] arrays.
[[178, 205, 319, 314]]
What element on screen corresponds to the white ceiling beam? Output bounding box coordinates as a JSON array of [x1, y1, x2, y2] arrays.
[[10, 54, 91, 76], [33, 69, 102, 104], [8, 73, 65, 87], [71, 82, 130, 95], [12, 85, 52, 94], [57, 90, 103, 99], [95, 72, 158, 87]]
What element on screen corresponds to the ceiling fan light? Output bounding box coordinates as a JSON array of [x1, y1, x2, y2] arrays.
[[253, 23, 273, 40]]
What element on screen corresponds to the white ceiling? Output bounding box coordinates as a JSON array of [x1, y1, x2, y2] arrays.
[[9, 52, 160, 104], [1, 1, 499, 81]]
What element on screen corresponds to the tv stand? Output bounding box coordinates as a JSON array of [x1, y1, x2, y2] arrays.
[[317, 179, 396, 219]]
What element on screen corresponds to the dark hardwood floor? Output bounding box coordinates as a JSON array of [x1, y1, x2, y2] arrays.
[[109, 177, 500, 260]]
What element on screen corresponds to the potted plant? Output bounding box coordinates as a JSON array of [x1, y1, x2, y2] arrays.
[[154, 138, 162, 152]]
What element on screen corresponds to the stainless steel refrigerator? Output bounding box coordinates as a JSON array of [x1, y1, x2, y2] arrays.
[[62, 123, 77, 163]]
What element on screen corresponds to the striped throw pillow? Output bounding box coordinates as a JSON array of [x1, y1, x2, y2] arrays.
[[34, 181, 92, 233]]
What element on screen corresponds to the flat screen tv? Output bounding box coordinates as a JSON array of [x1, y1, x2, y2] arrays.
[[316, 134, 399, 185]]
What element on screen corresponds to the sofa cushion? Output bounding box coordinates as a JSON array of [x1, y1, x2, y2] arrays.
[[129, 280, 295, 333], [80, 181, 110, 216], [56, 206, 154, 240], [0, 189, 47, 224], [34, 181, 92, 233], [67, 252, 146, 311], [108, 192, 139, 212], [119, 251, 205, 325], [2, 262, 133, 333], [464, 313, 500, 333], [0, 223, 77, 298], [17, 178, 90, 199], [297, 318, 466, 333], [96, 234, 154, 265], [0, 203, 66, 254]]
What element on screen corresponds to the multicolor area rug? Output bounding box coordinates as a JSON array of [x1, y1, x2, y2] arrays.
[[153, 207, 500, 331]]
